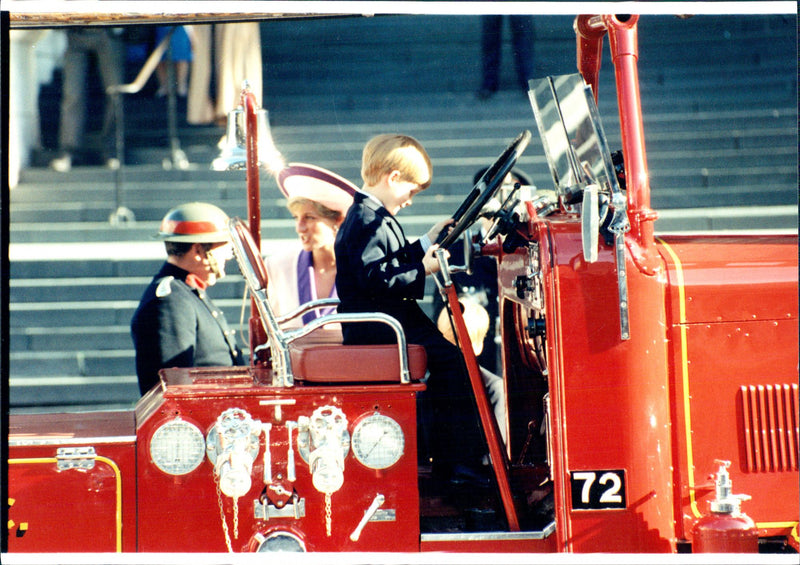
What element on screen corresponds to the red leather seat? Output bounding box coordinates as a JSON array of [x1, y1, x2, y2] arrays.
[[289, 332, 427, 383]]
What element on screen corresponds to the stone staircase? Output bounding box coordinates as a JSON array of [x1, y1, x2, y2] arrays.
[[8, 14, 797, 412]]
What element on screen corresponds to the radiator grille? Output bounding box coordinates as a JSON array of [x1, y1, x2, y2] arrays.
[[740, 383, 799, 472]]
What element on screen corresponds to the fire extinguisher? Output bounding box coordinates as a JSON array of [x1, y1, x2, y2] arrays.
[[692, 460, 759, 553]]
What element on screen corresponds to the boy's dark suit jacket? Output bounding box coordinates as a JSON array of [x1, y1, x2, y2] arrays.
[[334, 190, 486, 467], [334, 191, 443, 347]]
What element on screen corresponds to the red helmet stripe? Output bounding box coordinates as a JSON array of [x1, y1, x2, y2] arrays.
[[161, 219, 222, 235]]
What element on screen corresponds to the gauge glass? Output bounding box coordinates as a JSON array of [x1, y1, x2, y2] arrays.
[[150, 418, 206, 475], [351, 414, 404, 470]]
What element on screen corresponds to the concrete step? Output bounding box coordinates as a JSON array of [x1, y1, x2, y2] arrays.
[[13, 131, 797, 215], [10, 348, 136, 378], [9, 274, 248, 303], [10, 325, 134, 353], [8, 297, 247, 334], [9, 181, 799, 245], [255, 15, 795, 94], [8, 374, 140, 410], [8, 203, 796, 270], [8, 205, 797, 379]]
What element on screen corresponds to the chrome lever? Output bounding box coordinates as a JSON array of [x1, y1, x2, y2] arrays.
[[349, 494, 385, 542], [262, 423, 272, 484], [286, 421, 297, 482]]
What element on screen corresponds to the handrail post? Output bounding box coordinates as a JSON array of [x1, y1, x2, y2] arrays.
[[106, 28, 177, 225], [108, 90, 133, 225], [241, 84, 267, 360], [164, 41, 188, 170]]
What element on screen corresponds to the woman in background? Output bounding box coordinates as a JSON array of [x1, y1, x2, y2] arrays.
[[265, 164, 357, 329]]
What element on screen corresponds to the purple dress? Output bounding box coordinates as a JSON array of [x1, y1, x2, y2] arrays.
[[297, 250, 338, 325]]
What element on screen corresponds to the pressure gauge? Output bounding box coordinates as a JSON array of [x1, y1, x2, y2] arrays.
[[351, 413, 405, 470], [150, 418, 206, 475]]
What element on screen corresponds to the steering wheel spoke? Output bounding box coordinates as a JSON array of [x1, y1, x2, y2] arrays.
[[439, 130, 531, 249]]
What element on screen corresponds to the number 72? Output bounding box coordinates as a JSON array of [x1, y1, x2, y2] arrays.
[[570, 470, 626, 510]]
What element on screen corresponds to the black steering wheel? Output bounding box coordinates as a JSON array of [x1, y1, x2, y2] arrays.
[[438, 130, 531, 249]]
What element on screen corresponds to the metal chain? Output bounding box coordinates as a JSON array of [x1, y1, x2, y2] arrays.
[[233, 496, 239, 539], [215, 481, 234, 553], [325, 493, 332, 537]]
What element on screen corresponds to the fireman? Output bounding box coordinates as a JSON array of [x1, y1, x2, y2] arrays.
[[131, 202, 245, 394]]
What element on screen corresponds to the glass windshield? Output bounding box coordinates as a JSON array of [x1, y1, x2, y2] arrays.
[[528, 73, 621, 201]]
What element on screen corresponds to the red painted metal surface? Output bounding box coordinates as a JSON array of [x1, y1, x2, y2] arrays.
[[657, 234, 799, 543], [692, 512, 759, 553], [540, 218, 676, 552], [574, 15, 605, 97], [243, 88, 261, 251], [135, 367, 423, 552], [241, 87, 269, 357], [8, 411, 137, 553], [575, 14, 659, 274]]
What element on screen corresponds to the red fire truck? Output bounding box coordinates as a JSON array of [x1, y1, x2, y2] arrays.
[[6, 13, 798, 555]]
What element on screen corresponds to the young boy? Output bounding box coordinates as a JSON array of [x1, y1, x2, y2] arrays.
[[334, 134, 492, 481]]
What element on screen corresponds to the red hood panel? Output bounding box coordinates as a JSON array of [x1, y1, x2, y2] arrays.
[[657, 234, 798, 325]]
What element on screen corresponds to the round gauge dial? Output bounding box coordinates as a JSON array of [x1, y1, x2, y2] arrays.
[[150, 418, 206, 475], [351, 413, 405, 470]]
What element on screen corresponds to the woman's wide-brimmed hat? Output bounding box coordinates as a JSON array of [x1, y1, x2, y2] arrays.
[[277, 163, 358, 215]]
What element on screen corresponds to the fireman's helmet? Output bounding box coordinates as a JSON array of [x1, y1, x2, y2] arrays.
[[157, 202, 230, 243]]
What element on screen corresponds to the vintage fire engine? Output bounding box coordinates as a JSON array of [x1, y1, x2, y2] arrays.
[[7, 14, 798, 554]]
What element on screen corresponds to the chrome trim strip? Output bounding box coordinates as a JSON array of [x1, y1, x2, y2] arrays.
[[421, 521, 556, 542], [9, 435, 137, 447]]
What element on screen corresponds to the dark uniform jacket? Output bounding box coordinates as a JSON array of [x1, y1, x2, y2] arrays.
[[131, 262, 244, 394], [334, 191, 435, 345]]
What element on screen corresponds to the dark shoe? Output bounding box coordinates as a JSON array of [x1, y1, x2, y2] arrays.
[[476, 88, 496, 101], [450, 463, 493, 488]]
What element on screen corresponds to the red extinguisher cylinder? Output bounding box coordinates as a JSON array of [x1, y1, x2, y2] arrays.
[[692, 460, 760, 553], [692, 512, 759, 553]]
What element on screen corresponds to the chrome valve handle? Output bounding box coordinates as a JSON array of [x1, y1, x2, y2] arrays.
[[207, 408, 261, 498], [307, 406, 350, 494]]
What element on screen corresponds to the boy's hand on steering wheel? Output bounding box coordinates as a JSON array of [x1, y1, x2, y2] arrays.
[[426, 217, 455, 244]]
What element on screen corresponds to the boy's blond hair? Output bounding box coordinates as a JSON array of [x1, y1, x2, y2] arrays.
[[361, 134, 432, 190]]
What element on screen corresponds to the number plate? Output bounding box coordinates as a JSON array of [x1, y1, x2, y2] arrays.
[[570, 470, 626, 510]]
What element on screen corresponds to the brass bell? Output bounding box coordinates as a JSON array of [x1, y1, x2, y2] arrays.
[[212, 98, 283, 171]]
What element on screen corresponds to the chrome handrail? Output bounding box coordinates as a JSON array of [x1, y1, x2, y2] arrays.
[[229, 217, 413, 387], [107, 30, 173, 96], [282, 312, 413, 385], [105, 28, 188, 224], [276, 298, 340, 326]]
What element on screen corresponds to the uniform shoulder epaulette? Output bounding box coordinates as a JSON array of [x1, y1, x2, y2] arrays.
[[155, 276, 175, 298]]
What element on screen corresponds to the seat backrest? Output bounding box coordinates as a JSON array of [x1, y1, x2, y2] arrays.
[[228, 218, 426, 386]]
